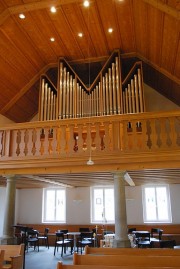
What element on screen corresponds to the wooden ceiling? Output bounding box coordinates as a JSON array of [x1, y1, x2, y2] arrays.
[[0, 0, 179, 189], [0, 0, 179, 123]]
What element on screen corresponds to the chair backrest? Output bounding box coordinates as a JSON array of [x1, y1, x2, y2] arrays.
[[80, 232, 93, 240], [160, 240, 176, 248], [55, 232, 65, 242], [44, 228, 49, 235], [151, 228, 163, 240], [135, 232, 151, 241], [128, 228, 136, 233], [60, 229, 68, 234], [79, 228, 90, 232], [103, 231, 114, 236], [28, 229, 39, 237]]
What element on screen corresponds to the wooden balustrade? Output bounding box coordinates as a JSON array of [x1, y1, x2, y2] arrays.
[[0, 111, 179, 173]]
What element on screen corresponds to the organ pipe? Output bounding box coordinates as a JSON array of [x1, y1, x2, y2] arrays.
[[39, 51, 145, 121]]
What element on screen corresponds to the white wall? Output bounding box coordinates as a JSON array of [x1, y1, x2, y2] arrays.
[[144, 84, 179, 112], [11, 184, 180, 230], [0, 114, 14, 126]]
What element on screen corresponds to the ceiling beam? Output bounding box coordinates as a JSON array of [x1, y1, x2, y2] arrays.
[[143, 0, 180, 20], [124, 172, 135, 186], [23, 175, 74, 188]]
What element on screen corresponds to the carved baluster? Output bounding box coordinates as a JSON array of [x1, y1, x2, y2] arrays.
[[127, 121, 133, 150], [99, 123, 105, 150], [0, 131, 4, 156], [91, 124, 96, 150], [82, 125, 87, 151], [175, 117, 180, 146], [40, 128, 45, 155], [31, 129, 37, 155], [56, 127, 62, 154], [64, 125, 70, 153], [108, 122, 113, 150], [73, 126, 78, 152], [16, 130, 21, 156], [48, 128, 53, 154], [23, 129, 29, 156], [155, 119, 162, 148], [136, 121, 143, 150]]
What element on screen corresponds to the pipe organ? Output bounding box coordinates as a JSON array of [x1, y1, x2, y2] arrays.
[[39, 50, 145, 121]]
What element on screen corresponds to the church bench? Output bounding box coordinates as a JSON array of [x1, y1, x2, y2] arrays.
[[84, 246, 180, 255], [57, 261, 178, 269], [0, 244, 24, 269], [73, 252, 180, 267], [0, 250, 5, 269]]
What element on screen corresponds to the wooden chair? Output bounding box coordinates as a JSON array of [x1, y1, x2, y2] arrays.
[[54, 232, 73, 257], [0, 250, 5, 269], [38, 227, 49, 249]]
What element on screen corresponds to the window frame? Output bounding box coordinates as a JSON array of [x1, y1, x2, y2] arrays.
[[142, 184, 172, 223], [42, 187, 66, 223], [91, 186, 115, 224]]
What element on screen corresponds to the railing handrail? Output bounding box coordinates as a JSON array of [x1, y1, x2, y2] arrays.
[[0, 110, 179, 131]]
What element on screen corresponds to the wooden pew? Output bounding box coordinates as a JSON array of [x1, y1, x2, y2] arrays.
[[57, 261, 179, 269], [73, 252, 180, 267], [0, 244, 24, 269], [84, 246, 180, 255], [0, 250, 5, 269]]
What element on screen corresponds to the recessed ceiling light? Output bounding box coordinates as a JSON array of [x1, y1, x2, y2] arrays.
[[83, 1, 90, 7], [108, 28, 113, 33], [19, 14, 25, 19], [78, 33, 83, 37], [50, 37, 55, 42], [50, 6, 57, 13]]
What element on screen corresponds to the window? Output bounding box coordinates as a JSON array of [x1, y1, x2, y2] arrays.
[[42, 188, 66, 223], [142, 185, 172, 223], [91, 186, 114, 223]]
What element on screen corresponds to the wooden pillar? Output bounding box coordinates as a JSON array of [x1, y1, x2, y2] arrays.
[[113, 171, 131, 248]]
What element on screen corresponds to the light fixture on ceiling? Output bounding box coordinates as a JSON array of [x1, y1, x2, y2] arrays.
[[50, 6, 57, 13], [87, 157, 94, 165], [108, 28, 113, 33], [50, 37, 55, 42], [19, 14, 25, 19], [78, 32, 83, 37], [83, 1, 90, 7]]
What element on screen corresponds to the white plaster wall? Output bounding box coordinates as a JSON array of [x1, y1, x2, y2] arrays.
[[66, 187, 91, 224], [14, 184, 180, 226], [17, 189, 43, 224], [169, 185, 180, 224], [144, 84, 179, 112], [0, 114, 14, 126]]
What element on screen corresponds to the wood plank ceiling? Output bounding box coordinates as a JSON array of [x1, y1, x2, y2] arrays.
[[0, 0, 179, 123], [0, 0, 179, 189]]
